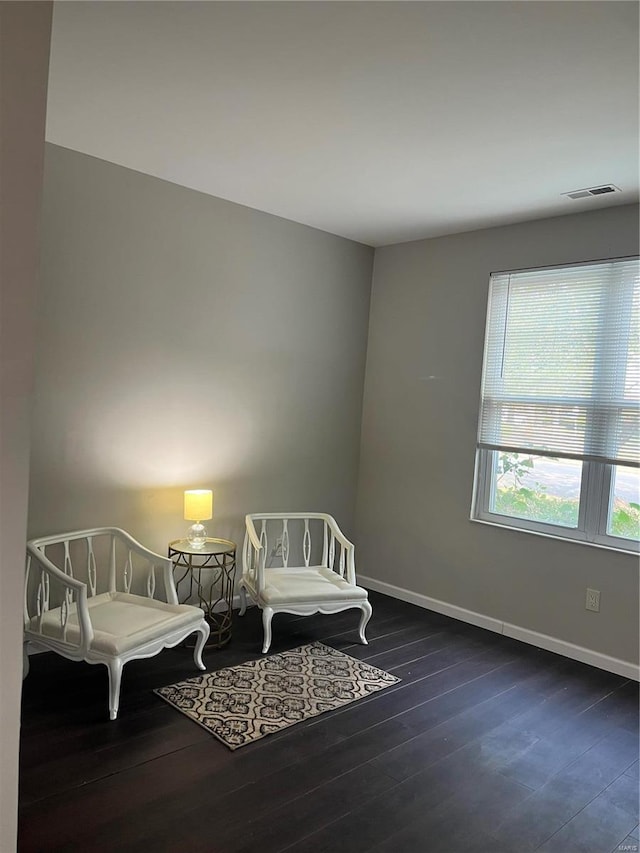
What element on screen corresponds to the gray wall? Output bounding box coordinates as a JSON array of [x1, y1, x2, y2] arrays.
[[0, 5, 52, 850], [30, 147, 640, 670], [31, 145, 373, 555], [356, 204, 639, 665]]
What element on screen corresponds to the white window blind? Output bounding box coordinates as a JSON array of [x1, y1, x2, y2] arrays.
[[478, 257, 640, 467]]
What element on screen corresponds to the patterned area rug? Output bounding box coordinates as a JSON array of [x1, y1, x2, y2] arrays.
[[155, 641, 400, 750]]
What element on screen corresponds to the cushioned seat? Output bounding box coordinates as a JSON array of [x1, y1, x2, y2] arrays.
[[239, 513, 372, 653], [261, 567, 369, 605], [29, 592, 205, 656]]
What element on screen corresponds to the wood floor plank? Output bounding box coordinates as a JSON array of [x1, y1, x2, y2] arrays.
[[228, 762, 398, 853], [18, 593, 639, 853], [536, 772, 639, 853], [369, 763, 533, 853], [285, 726, 537, 853], [478, 677, 637, 792], [611, 833, 639, 853], [485, 724, 639, 851], [278, 661, 581, 853], [80, 654, 523, 850], [19, 706, 212, 805], [18, 646, 522, 849], [370, 655, 576, 782], [625, 759, 639, 780]]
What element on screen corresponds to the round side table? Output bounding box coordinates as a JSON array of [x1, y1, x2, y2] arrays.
[[168, 538, 237, 648]]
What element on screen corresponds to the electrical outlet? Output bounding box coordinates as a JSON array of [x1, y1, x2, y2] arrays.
[[273, 537, 283, 557], [585, 588, 600, 612]]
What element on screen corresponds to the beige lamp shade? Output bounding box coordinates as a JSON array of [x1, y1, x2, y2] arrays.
[[184, 489, 213, 521]]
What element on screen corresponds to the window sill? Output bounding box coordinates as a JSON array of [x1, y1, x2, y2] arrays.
[[470, 516, 639, 557]]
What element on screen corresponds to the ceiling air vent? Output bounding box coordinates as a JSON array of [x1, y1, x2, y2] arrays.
[[563, 184, 621, 200]]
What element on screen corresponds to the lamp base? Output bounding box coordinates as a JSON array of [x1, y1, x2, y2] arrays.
[[186, 522, 207, 549]]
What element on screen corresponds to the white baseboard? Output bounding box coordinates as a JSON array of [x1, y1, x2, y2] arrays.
[[359, 574, 639, 682]]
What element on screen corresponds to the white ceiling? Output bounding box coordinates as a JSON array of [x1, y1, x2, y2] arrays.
[[46, 1, 639, 247]]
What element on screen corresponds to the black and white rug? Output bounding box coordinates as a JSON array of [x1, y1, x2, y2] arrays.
[[155, 641, 400, 750]]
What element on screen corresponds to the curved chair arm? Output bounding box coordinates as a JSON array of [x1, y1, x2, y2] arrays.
[[324, 514, 354, 550], [110, 528, 179, 604], [324, 514, 356, 584], [244, 517, 263, 552], [25, 544, 94, 655], [243, 515, 267, 592]]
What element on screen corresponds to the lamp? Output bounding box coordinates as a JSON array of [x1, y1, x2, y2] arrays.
[[184, 489, 213, 549]]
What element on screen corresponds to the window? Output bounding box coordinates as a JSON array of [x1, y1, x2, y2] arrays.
[[472, 257, 639, 552]]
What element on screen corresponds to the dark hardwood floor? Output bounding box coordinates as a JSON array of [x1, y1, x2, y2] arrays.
[[19, 592, 639, 853]]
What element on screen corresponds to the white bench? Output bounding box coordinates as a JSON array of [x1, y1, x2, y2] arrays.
[[25, 527, 209, 719], [239, 512, 372, 653]]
